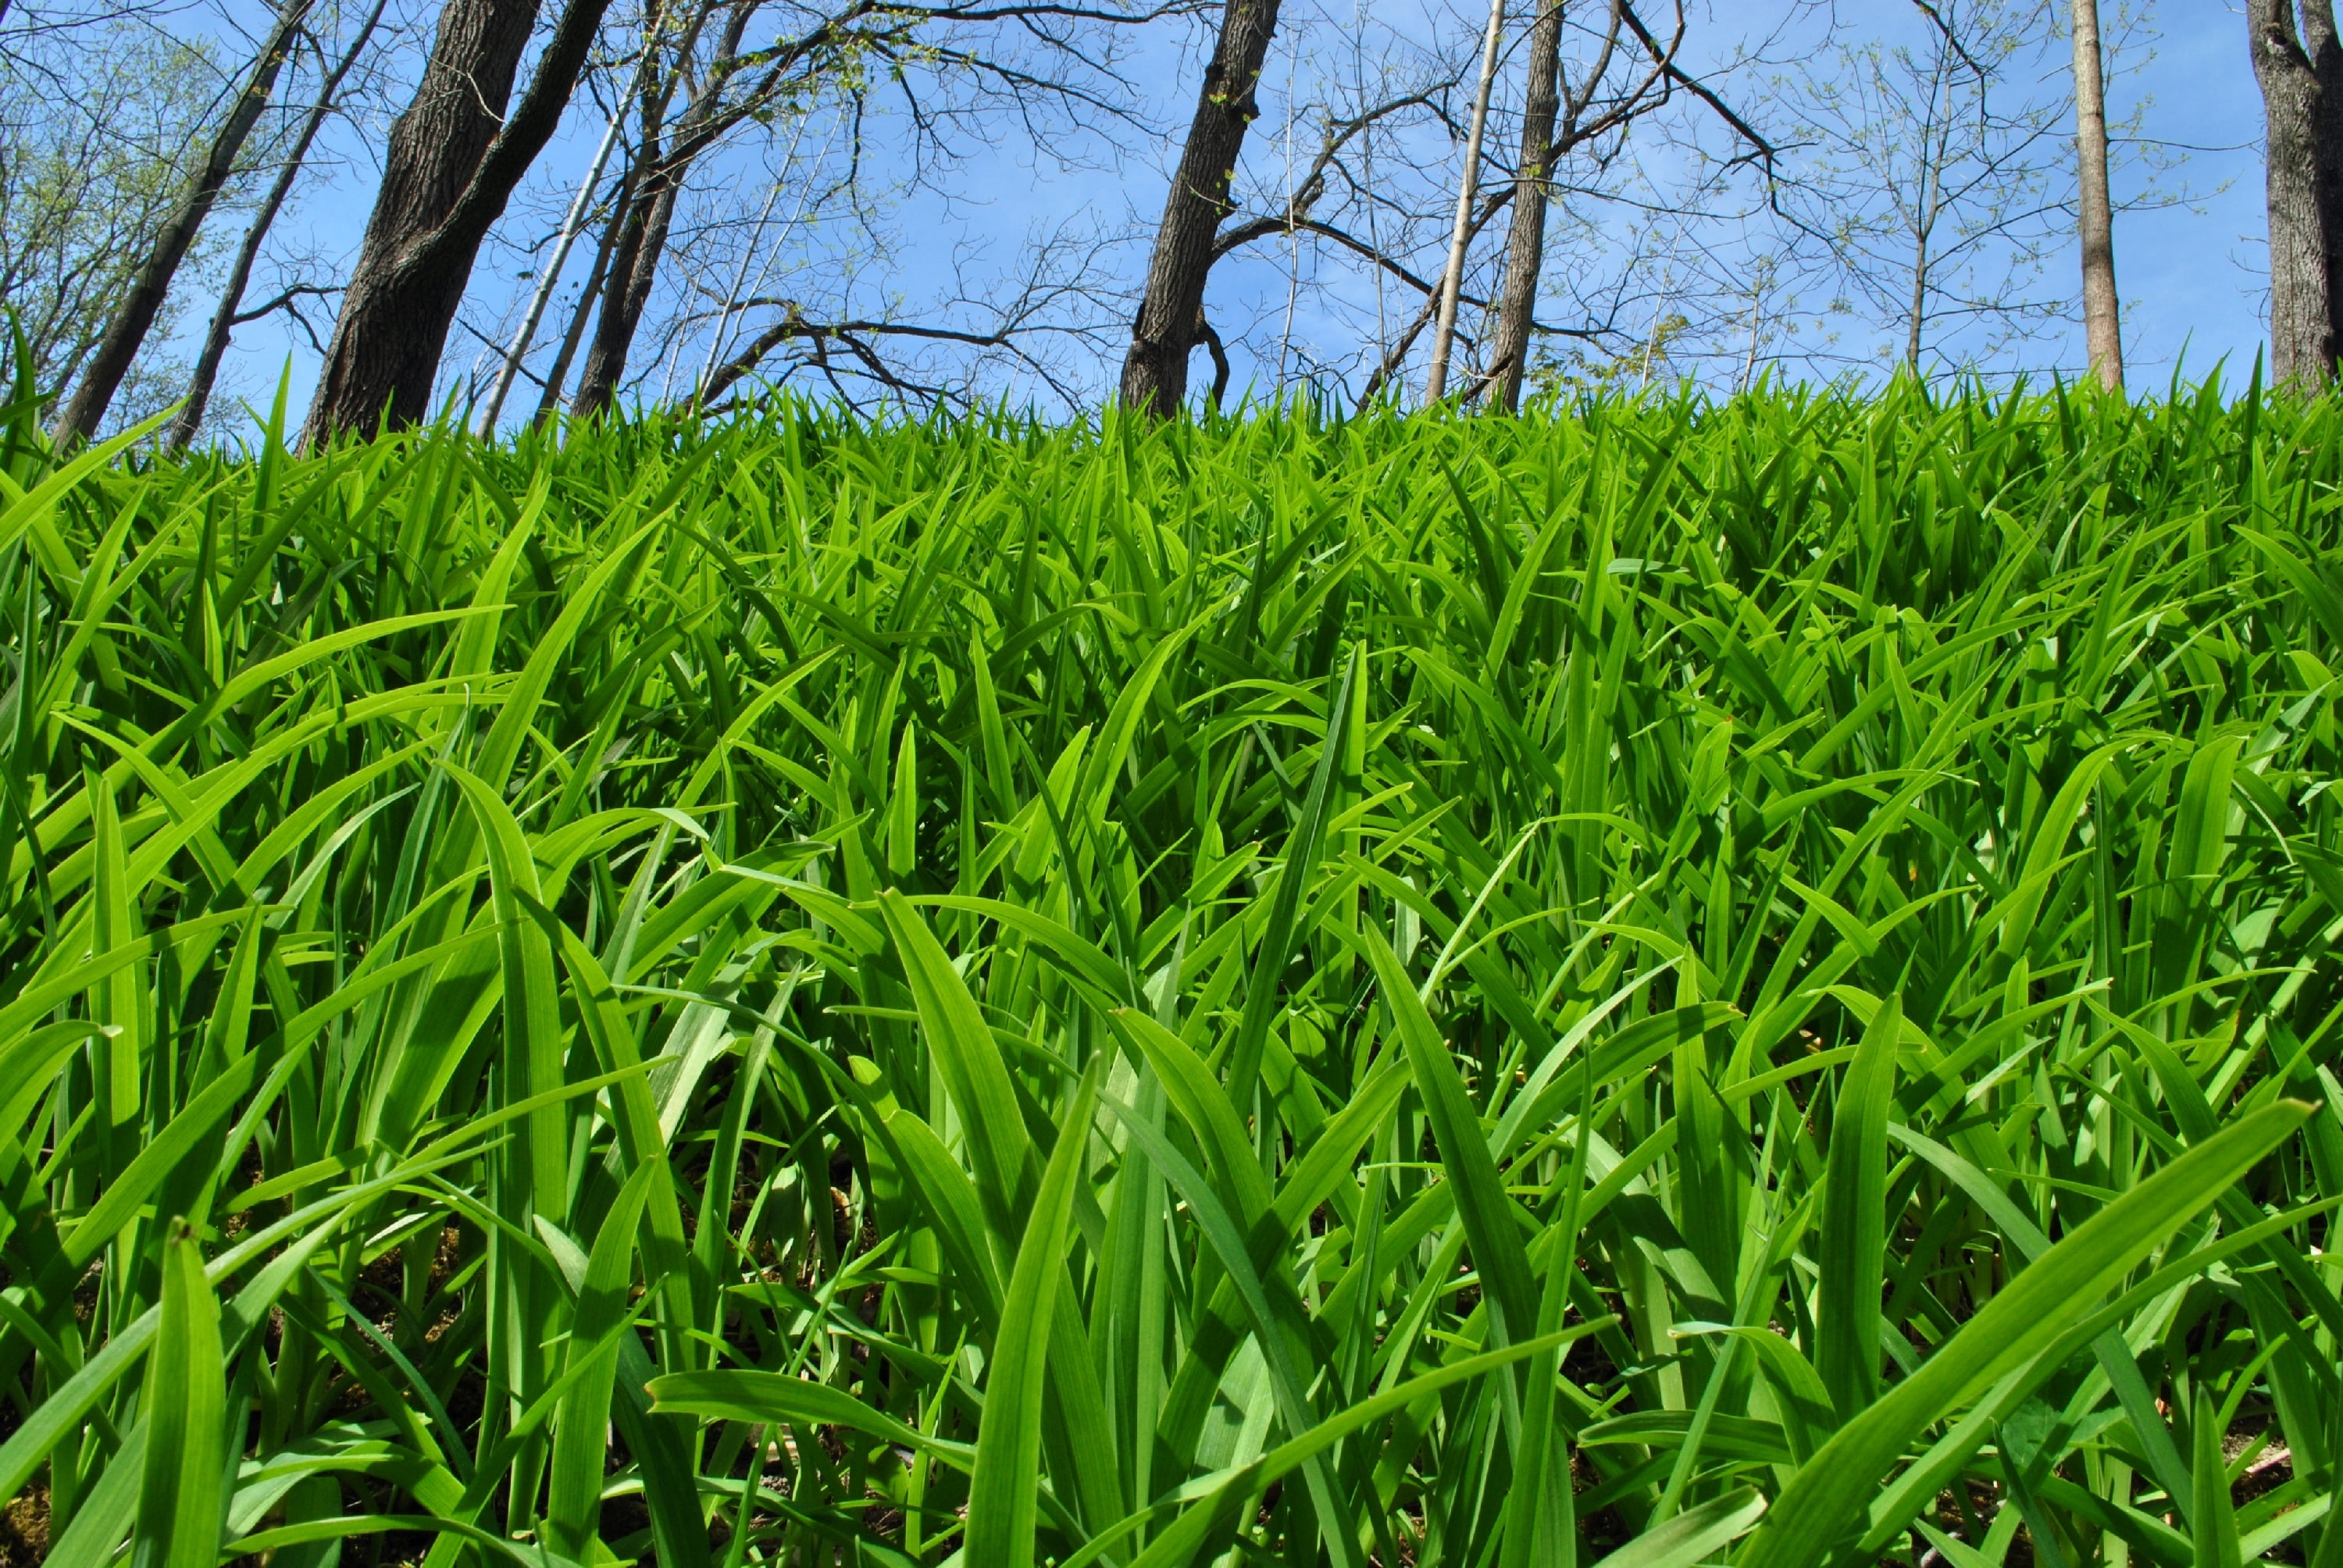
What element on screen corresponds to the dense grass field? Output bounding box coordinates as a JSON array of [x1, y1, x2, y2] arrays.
[[2, 376, 2342, 1568]]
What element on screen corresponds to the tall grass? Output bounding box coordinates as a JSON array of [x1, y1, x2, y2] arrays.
[[1, 373, 2341, 1568]]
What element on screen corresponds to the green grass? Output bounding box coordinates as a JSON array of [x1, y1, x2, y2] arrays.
[[2, 372, 2342, 1568]]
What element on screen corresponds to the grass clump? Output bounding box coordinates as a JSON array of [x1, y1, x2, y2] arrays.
[[2, 378, 2342, 1567]]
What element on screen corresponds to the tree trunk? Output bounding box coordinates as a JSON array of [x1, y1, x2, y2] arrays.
[[569, 170, 678, 416], [1425, 0, 1506, 402], [479, 105, 623, 434], [1118, 0, 1281, 417], [536, 202, 621, 422], [52, 0, 313, 444], [1487, 0, 1564, 413], [2248, 0, 2334, 384], [298, 0, 618, 445], [2070, 0, 2122, 389], [567, 0, 736, 418], [169, 0, 390, 452], [2298, 0, 2343, 340]]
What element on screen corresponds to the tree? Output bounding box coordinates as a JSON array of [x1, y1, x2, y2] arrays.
[[1485, 0, 1567, 412], [0, 25, 226, 408], [169, 0, 391, 451], [544, 0, 1162, 418], [2248, 0, 2335, 383], [2068, 0, 2119, 387], [1482, 2, 1765, 409], [569, 0, 745, 417], [168, 3, 390, 448], [298, 0, 617, 444], [1778, 0, 2073, 374], [1119, 0, 1282, 415], [1423, 0, 1504, 401], [50, 0, 312, 443]]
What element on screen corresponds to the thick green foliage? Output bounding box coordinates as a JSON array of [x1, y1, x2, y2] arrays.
[[2, 376, 2342, 1567]]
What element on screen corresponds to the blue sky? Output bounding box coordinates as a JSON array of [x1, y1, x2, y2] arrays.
[[177, 0, 2283, 426]]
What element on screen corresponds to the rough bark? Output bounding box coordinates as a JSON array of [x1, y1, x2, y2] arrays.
[[52, 0, 312, 444], [1488, 0, 1565, 412], [169, 0, 389, 451], [2300, 0, 2343, 340], [2248, 0, 2335, 384], [567, 0, 740, 418], [299, 0, 617, 444], [1118, 0, 1281, 417], [569, 173, 682, 415], [2070, 0, 2121, 389]]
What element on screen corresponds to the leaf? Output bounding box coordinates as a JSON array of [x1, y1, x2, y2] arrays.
[[964, 1064, 1098, 1568], [130, 1224, 227, 1568], [1817, 990, 1900, 1422], [1739, 1100, 2313, 1568]]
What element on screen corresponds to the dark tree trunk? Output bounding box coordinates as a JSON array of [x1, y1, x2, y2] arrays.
[[2248, 0, 2335, 383], [2299, 0, 2343, 341], [536, 198, 621, 422], [169, 0, 390, 451], [569, 168, 679, 416], [1487, 0, 1564, 413], [569, 0, 744, 417], [52, 0, 312, 444], [298, 0, 617, 445], [1118, 0, 1280, 417]]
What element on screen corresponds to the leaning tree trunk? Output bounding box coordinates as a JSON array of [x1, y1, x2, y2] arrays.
[[2070, 0, 2122, 390], [299, 0, 616, 445], [536, 208, 621, 421], [52, 0, 312, 444], [568, 168, 679, 417], [169, 0, 390, 451], [567, 0, 736, 418], [2248, 0, 2335, 384], [1487, 0, 1564, 413], [1118, 0, 1282, 417]]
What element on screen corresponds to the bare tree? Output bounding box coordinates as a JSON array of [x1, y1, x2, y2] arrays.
[[51, 0, 312, 443], [168, 0, 390, 450], [298, 0, 619, 444], [2252, 0, 2335, 382], [554, 0, 1164, 417], [1778, 0, 2073, 374], [1485, 0, 1568, 411], [1423, 0, 1503, 401], [2068, 0, 2118, 387], [0, 26, 228, 405], [477, 102, 622, 433], [1120, 0, 1282, 415]]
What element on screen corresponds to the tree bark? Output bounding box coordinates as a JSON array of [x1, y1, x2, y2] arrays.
[[52, 0, 313, 444], [535, 198, 621, 422], [2248, 0, 2335, 384], [567, 0, 739, 418], [1487, 0, 1564, 412], [1118, 0, 1281, 417], [169, 0, 390, 452], [298, 0, 618, 445], [569, 171, 681, 415], [1425, 0, 1505, 402], [479, 104, 623, 434], [2070, 0, 2121, 389], [2298, 0, 2343, 340]]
